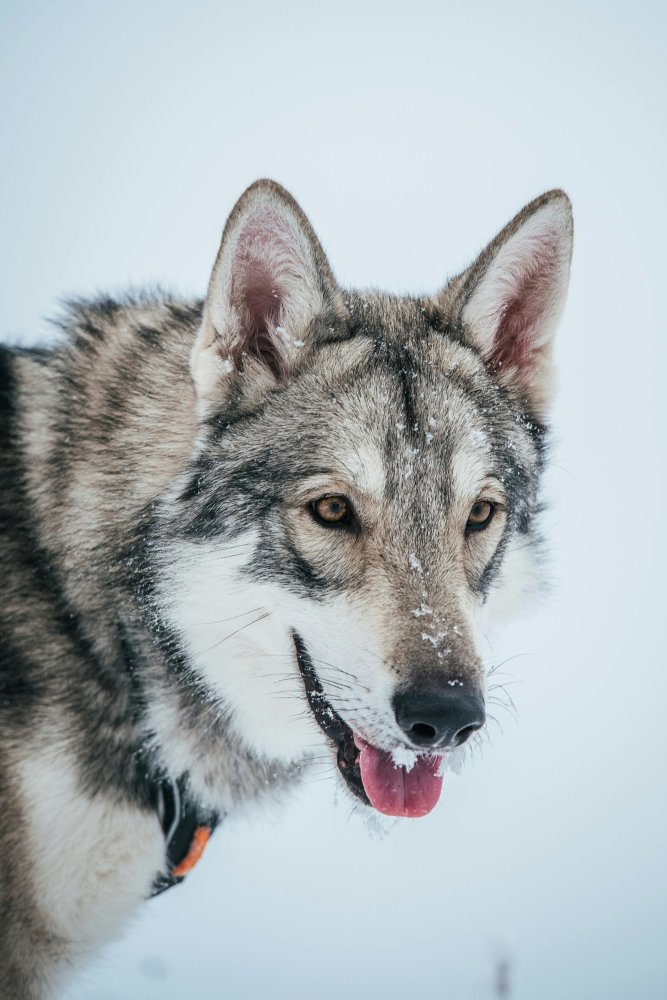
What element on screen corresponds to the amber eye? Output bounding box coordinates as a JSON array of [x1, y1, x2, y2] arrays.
[[310, 495, 352, 527], [466, 499, 495, 533]]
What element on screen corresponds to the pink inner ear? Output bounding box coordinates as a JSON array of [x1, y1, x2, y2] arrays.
[[242, 261, 285, 376], [230, 210, 294, 380], [490, 237, 558, 373]]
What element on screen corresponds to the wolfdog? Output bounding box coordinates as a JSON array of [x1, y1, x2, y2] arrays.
[[0, 180, 572, 997]]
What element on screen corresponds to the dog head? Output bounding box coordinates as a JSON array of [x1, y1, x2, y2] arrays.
[[155, 180, 572, 817]]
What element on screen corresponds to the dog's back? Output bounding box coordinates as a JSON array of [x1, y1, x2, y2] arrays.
[[0, 346, 61, 996], [0, 333, 180, 997]]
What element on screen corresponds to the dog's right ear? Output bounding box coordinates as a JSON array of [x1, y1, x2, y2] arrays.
[[191, 179, 344, 416]]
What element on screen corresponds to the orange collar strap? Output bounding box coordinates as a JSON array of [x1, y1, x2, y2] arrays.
[[171, 825, 213, 878], [150, 776, 221, 897]]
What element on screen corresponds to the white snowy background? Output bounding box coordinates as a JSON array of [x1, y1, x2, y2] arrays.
[[1, 2, 665, 998]]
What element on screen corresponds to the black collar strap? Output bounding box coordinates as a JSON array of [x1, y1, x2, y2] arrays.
[[150, 775, 221, 897]]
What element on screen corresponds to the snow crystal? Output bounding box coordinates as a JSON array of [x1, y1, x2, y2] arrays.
[[437, 747, 466, 776], [392, 746, 418, 772], [421, 630, 448, 648], [220, 357, 234, 374], [275, 328, 306, 348], [360, 810, 396, 840], [409, 552, 423, 573], [412, 603, 433, 618]]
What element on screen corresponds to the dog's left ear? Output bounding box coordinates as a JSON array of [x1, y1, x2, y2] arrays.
[[192, 179, 344, 416], [444, 190, 573, 417]]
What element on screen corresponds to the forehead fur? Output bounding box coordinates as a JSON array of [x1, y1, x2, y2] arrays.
[[176, 289, 543, 551], [302, 291, 535, 483]]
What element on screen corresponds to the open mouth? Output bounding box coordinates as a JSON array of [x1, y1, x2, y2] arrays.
[[293, 631, 444, 818], [292, 630, 369, 806]]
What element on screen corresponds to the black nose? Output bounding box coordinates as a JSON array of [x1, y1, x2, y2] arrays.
[[394, 687, 485, 749]]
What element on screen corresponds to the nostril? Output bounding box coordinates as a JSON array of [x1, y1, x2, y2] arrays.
[[409, 722, 438, 743], [453, 724, 480, 747]]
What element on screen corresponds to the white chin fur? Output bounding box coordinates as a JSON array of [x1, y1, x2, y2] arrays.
[[156, 534, 325, 763]]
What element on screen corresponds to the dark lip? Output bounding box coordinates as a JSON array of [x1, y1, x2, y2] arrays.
[[292, 630, 370, 806]]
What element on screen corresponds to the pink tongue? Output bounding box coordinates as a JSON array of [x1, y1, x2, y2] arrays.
[[354, 736, 443, 818]]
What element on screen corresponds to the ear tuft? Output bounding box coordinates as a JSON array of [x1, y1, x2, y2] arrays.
[[454, 191, 573, 415]]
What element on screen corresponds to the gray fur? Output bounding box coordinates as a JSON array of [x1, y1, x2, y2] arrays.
[[0, 180, 572, 997]]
